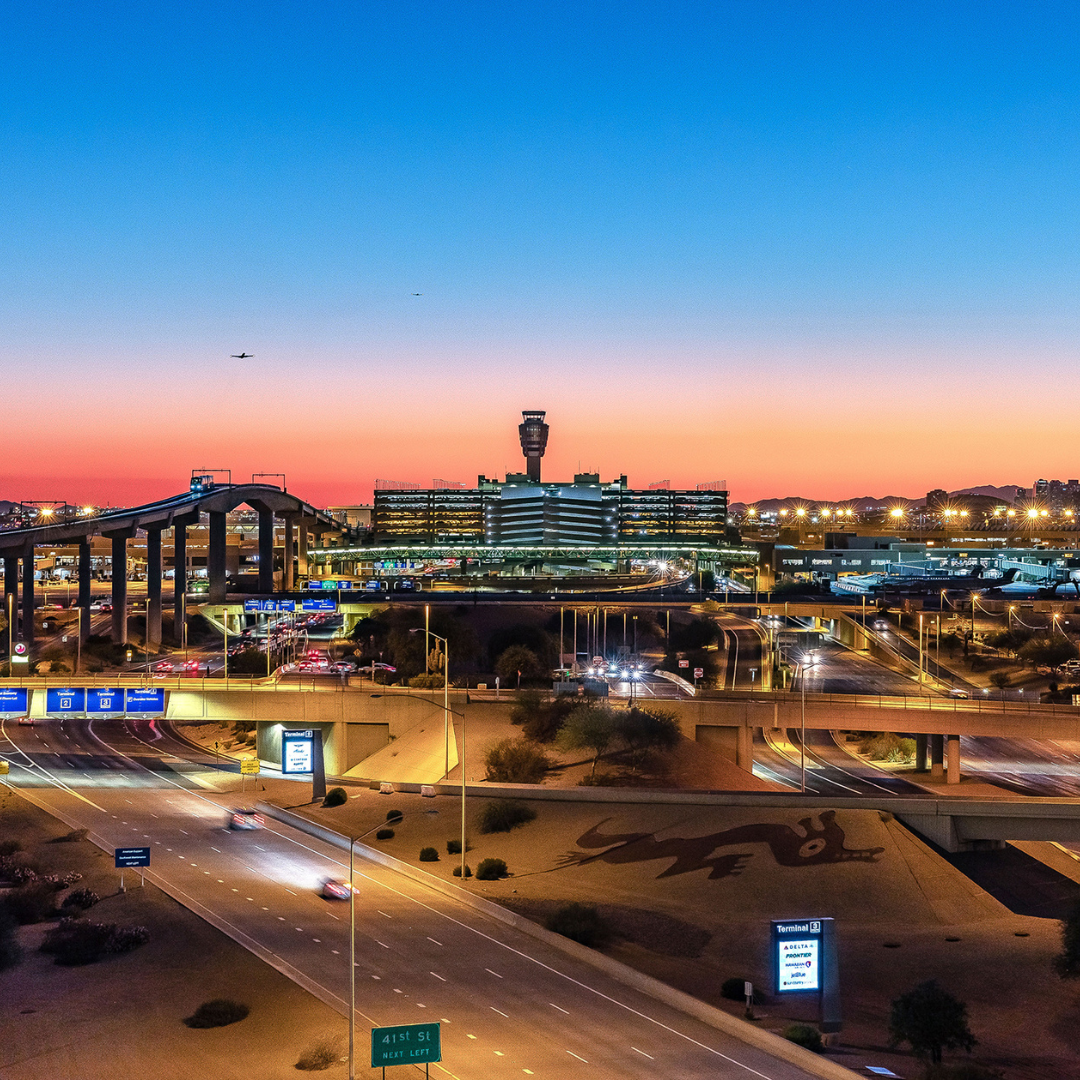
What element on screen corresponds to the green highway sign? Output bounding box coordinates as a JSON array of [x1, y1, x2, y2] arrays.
[[371, 1022, 441, 1067]]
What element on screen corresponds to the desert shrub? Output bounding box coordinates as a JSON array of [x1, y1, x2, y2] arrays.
[[108, 925, 150, 953], [375, 829, 395, 841], [0, 909, 21, 971], [296, 1035, 344, 1070], [419, 847, 439, 862], [2, 881, 57, 924], [62, 888, 100, 911], [544, 902, 613, 948], [475, 858, 507, 880], [860, 732, 915, 763], [52, 828, 88, 843], [184, 998, 250, 1028], [510, 691, 579, 743], [447, 839, 463, 854], [322, 787, 347, 808], [409, 673, 444, 689], [783, 1024, 822, 1052], [0, 840, 23, 857], [386, 809, 404, 822], [452, 864, 472, 878], [484, 738, 551, 784], [720, 977, 752, 1002], [478, 799, 537, 834]]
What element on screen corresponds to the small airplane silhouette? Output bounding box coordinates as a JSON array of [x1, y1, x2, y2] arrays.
[[230, 352, 254, 359], [411, 293, 422, 296]]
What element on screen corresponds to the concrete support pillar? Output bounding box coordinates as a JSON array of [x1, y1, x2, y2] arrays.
[[736, 725, 753, 771], [146, 528, 162, 647], [298, 518, 310, 580], [77, 540, 91, 643], [914, 733, 928, 772], [208, 511, 227, 604], [110, 536, 127, 645], [4, 556, 18, 627], [946, 734, 961, 785], [283, 515, 296, 591], [21, 546, 35, 643], [930, 733, 945, 782], [173, 525, 187, 643], [258, 510, 275, 593]]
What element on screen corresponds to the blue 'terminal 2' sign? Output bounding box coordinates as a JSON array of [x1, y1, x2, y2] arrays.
[[46, 688, 86, 715], [0, 687, 28, 715]]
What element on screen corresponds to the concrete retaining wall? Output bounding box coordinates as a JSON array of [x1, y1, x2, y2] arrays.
[[260, 801, 863, 1080]]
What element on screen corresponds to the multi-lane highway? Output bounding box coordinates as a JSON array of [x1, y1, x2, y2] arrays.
[[0, 716, 835, 1080]]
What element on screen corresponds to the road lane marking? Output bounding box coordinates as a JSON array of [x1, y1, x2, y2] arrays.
[[632, 1047, 653, 1059], [549, 1003, 569, 1013], [467, 1035, 476, 1040], [427, 937, 442, 945], [430, 972, 446, 981], [494, 1051, 503, 1056], [417, 1003, 427, 1008], [376, 940, 389, 948], [485, 968, 502, 978], [210, 846, 221, 852], [491, 1008, 508, 1017], [567, 1051, 588, 1063], [377, 910, 392, 918]]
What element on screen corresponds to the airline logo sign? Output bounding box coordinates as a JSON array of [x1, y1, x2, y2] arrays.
[[772, 919, 824, 994], [282, 729, 314, 774]]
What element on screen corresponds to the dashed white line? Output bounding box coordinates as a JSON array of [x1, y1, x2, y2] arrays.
[[549, 1003, 569, 1014], [430, 972, 446, 981], [377, 910, 392, 919], [427, 936, 442, 946], [631, 1047, 654, 1059], [491, 1008, 508, 1018], [567, 1051, 588, 1063], [485, 968, 503, 978], [376, 940, 389, 949]]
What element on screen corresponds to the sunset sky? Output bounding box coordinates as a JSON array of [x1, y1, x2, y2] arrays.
[[4, 3, 1079, 507]]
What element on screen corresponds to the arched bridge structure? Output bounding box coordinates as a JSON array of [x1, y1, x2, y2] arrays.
[[0, 484, 354, 647]]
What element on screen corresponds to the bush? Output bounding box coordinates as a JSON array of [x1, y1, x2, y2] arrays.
[[51, 829, 88, 844], [452, 864, 472, 878], [40, 919, 114, 965], [322, 787, 348, 808], [475, 858, 507, 880], [296, 1035, 345, 1070], [478, 800, 537, 834], [184, 998, 250, 1028], [62, 887, 100, 911], [1, 881, 57, 925], [484, 738, 552, 784], [409, 673, 444, 689], [108, 925, 150, 953], [544, 902, 613, 948], [447, 839, 464, 854], [510, 691, 579, 743], [0, 840, 23, 857], [860, 732, 916, 763], [720, 977, 751, 1002], [375, 829, 395, 841], [782, 1024, 822, 1052], [386, 809, 404, 822], [419, 847, 439, 862]]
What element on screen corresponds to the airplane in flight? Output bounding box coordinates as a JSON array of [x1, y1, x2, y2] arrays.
[[230, 352, 254, 359]]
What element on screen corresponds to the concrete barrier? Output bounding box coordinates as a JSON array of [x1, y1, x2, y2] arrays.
[[259, 801, 864, 1080]]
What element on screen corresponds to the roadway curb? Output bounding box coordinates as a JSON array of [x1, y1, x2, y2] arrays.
[[260, 801, 865, 1080]]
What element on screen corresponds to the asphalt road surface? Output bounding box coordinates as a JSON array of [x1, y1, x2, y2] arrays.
[[1, 718, 831, 1080]]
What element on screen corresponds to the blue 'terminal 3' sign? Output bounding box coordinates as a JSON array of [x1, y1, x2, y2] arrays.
[[87, 688, 125, 715]]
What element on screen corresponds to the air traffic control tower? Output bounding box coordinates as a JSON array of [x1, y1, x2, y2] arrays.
[[518, 410, 550, 482]]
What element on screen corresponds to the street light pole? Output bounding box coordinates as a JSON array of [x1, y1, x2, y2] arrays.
[[349, 835, 356, 1080], [799, 660, 807, 793]]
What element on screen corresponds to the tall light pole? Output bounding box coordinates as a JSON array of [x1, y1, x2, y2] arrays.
[[798, 659, 807, 792], [348, 835, 357, 1080]]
